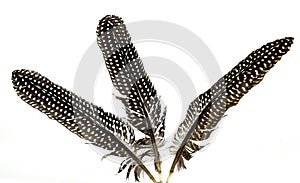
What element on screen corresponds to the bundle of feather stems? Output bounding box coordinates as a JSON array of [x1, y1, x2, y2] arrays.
[[11, 15, 293, 183]]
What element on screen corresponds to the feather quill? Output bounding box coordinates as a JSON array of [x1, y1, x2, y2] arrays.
[[96, 15, 166, 181], [167, 37, 294, 182]]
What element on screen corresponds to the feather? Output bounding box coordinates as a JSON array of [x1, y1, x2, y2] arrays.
[[167, 37, 294, 181], [11, 69, 158, 183], [96, 15, 166, 180]]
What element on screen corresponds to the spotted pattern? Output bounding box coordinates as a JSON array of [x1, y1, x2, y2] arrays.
[[96, 15, 166, 139], [11, 15, 294, 182], [12, 69, 137, 158], [171, 37, 294, 170], [96, 15, 166, 180]]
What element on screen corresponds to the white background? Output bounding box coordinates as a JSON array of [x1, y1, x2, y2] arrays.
[[1, 0, 300, 183]]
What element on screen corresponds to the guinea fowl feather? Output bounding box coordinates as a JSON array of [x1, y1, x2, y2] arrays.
[[11, 14, 294, 183], [167, 37, 294, 182], [96, 15, 166, 181], [11, 69, 158, 183]]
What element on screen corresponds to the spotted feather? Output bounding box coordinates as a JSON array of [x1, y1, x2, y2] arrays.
[[96, 15, 166, 180], [167, 37, 294, 182], [11, 69, 158, 183]]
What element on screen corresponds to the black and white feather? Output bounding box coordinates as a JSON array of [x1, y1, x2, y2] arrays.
[[11, 14, 295, 183], [11, 69, 157, 182], [96, 15, 166, 178], [168, 37, 294, 174]]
